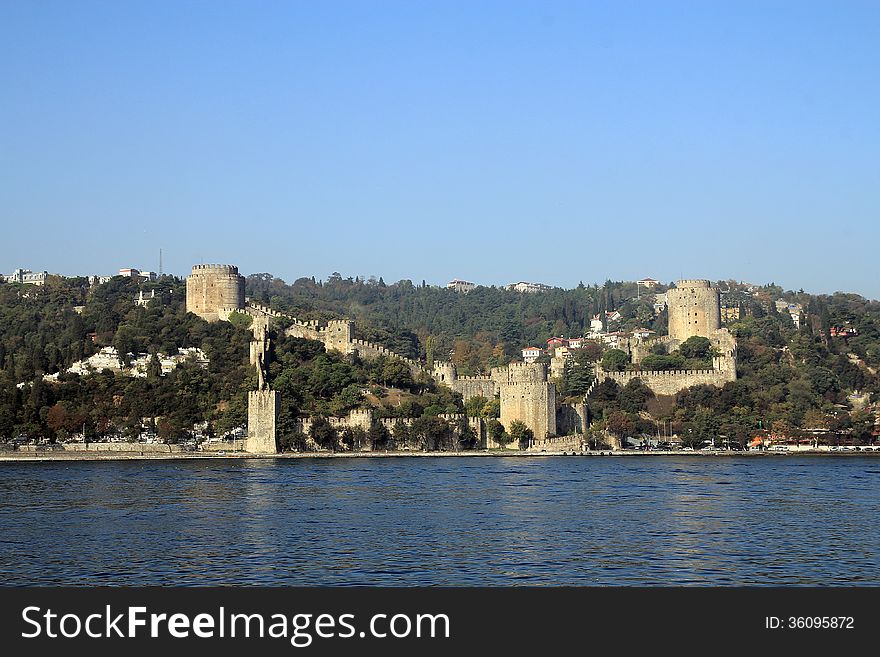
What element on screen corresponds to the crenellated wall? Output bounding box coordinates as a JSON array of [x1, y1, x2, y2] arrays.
[[450, 376, 497, 402], [246, 302, 427, 378], [241, 294, 558, 443], [599, 367, 736, 396], [296, 411, 478, 451]]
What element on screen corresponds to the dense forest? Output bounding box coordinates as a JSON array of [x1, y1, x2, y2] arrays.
[[245, 273, 665, 374], [0, 272, 878, 449]]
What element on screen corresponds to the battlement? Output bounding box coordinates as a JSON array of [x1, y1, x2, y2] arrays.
[[187, 263, 245, 322], [605, 368, 717, 378], [246, 301, 290, 319], [191, 264, 240, 274], [493, 361, 548, 383], [599, 365, 736, 397], [674, 279, 712, 288]]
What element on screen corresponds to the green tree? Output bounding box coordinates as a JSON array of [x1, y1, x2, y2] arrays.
[[601, 349, 629, 372], [227, 311, 253, 331], [368, 421, 391, 450], [487, 419, 512, 447], [679, 336, 713, 360], [464, 395, 489, 418], [309, 417, 338, 451], [508, 420, 534, 449], [146, 352, 162, 379]]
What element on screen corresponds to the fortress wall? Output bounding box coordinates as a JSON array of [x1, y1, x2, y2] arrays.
[[451, 377, 497, 401], [556, 403, 588, 436], [432, 362, 458, 385], [284, 323, 323, 342], [320, 320, 355, 353], [349, 339, 426, 377], [601, 368, 736, 396], [489, 362, 556, 439], [527, 434, 584, 452], [18, 443, 184, 453]]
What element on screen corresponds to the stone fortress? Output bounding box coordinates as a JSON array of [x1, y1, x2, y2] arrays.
[[596, 279, 737, 396], [430, 360, 583, 446], [185, 264, 580, 452], [185, 266, 733, 453]]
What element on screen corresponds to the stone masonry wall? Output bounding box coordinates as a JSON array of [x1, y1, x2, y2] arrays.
[[247, 390, 279, 453], [450, 377, 497, 402], [667, 279, 722, 343], [601, 367, 736, 396], [186, 264, 245, 322], [495, 362, 556, 439]]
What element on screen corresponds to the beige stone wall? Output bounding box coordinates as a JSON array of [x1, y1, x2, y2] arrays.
[[451, 376, 497, 402], [18, 443, 184, 453], [322, 320, 355, 353], [556, 402, 588, 435], [495, 363, 556, 439], [432, 362, 458, 386], [247, 390, 279, 453], [527, 435, 584, 451], [667, 279, 721, 342], [601, 368, 736, 396], [186, 264, 245, 322]]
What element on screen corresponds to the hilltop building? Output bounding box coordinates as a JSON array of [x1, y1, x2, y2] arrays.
[[775, 300, 803, 328], [3, 269, 48, 285], [135, 289, 158, 307], [447, 279, 476, 293], [522, 346, 542, 363], [508, 281, 553, 293]]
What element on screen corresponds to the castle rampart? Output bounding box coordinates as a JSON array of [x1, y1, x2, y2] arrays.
[[599, 366, 736, 396]]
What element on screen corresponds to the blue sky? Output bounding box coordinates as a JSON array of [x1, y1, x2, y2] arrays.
[[2, 1, 878, 297]]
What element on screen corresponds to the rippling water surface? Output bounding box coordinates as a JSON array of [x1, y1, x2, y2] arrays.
[[1, 456, 878, 585]]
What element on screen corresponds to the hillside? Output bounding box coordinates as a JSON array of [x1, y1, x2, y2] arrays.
[[0, 273, 878, 448]]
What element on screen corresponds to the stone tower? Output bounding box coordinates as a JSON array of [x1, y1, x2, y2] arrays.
[[186, 264, 246, 322], [666, 279, 721, 342], [432, 361, 458, 385], [320, 319, 355, 353], [247, 390, 279, 454], [495, 362, 556, 441]]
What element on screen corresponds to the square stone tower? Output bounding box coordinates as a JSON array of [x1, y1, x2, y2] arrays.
[[494, 362, 557, 440], [247, 390, 279, 454]]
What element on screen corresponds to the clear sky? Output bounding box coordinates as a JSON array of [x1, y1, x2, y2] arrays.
[[1, 1, 878, 298]]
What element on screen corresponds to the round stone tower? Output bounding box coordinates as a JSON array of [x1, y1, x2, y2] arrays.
[[667, 279, 721, 342], [186, 264, 246, 322]]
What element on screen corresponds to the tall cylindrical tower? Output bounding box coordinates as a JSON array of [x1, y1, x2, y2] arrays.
[[186, 264, 246, 322], [666, 280, 721, 342]]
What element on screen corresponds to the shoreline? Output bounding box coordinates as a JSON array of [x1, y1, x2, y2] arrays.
[[1, 449, 877, 462]]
